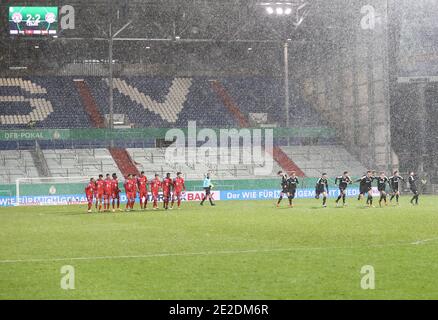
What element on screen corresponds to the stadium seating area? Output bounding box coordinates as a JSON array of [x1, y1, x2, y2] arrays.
[[0, 150, 40, 184], [280, 145, 367, 178], [0, 147, 282, 184], [42, 148, 123, 179], [0, 77, 92, 129], [0, 76, 367, 184], [0, 146, 367, 184], [87, 77, 239, 127], [221, 77, 326, 127], [0, 77, 327, 129], [127, 147, 282, 180], [0, 149, 124, 184]]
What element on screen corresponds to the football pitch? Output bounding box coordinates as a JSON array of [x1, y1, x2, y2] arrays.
[[1, 196, 437, 300]]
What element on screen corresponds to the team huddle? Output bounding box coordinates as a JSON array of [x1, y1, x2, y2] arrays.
[[84, 171, 186, 213], [277, 170, 421, 208]]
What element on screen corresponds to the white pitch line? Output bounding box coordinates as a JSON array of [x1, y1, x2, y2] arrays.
[[411, 237, 438, 245], [0, 240, 431, 264]]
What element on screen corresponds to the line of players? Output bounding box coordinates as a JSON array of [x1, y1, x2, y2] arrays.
[[84, 171, 186, 213], [277, 170, 420, 208]]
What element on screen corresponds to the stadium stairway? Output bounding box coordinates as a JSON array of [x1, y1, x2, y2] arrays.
[[210, 80, 305, 177], [210, 80, 249, 127], [30, 141, 51, 177], [108, 147, 140, 178], [75, 80, 105, 128], [75, 80, 140, 177], [269, 147, 305, 177]]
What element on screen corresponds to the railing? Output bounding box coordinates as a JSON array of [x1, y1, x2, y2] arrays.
[[186, 162, 195, 170], [77, 161, 104, 173], [34, 141, 51, 177], [0, 151, 24, 166]]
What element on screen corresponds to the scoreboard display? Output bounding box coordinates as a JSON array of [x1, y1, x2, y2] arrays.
[[9, 7, 58, 36]]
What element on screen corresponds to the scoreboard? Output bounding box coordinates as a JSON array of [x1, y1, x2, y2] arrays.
[[9, 7, 58, 36]]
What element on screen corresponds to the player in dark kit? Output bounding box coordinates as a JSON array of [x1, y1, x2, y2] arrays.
[[408, 171, 420, 205], [376, 172, 390, 207], [389, 171, 404, 205], [287, 171, 299, 208], [315, 173, 329, 207], [335, 171, 353, 207], [276, 171, 289, 207], [356, 171, 375, 207]]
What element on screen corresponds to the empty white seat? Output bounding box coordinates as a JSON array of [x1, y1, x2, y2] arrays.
[[280, 145, 367, 177]]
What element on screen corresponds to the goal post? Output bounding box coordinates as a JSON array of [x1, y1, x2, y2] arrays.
[[15, 176, 90, 207]]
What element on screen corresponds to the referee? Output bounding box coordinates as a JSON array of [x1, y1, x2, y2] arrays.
[[200, 173, 216, 206]]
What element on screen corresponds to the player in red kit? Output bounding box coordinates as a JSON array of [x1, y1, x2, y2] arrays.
[[124, 174, 137, 212], [111, 173, 122, 212], [123, 176, 129, 211], [103, 173, 113, 212], [130, 174, 138, 210], [95, 174, 105, 212], [162, 173, 173, 210], [150, 174, 161, 210], [124, 174, 133, 211], [94, 180, 98, 210], [85, 178, 96, 213], [171, 172, 186, 210], [137, 171, 148, 210]]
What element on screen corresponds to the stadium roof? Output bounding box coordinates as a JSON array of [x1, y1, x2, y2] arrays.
[[0, 0, 363, 74]]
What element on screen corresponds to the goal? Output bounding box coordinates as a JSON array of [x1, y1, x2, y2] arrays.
[[15, 176, 90, 207]]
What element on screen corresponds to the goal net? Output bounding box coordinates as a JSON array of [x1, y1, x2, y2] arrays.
[[15, 176, 90, 207]]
